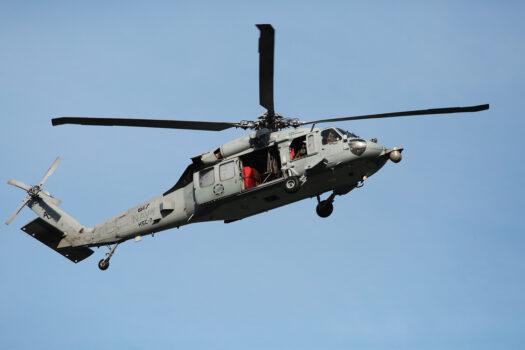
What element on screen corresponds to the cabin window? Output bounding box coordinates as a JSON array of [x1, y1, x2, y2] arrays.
[[290, 136, 307, 160], [220, 161, 235, 181], [307, 134, 316, 152], [199, 168, 215, 187], [321, 128, 342, 145]]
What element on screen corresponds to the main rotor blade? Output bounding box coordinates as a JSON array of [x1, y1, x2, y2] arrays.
[[7, 179, 31, 192], [256, 24, 275, 114], [52, 117, 239, 131], [301, 104, 490, 125], [39, 157, 61, 186], [5, 196, 30, 225]]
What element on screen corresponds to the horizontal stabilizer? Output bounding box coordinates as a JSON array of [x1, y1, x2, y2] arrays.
[[21, 218, 93, 263]]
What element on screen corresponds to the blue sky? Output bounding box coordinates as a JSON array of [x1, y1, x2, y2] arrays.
[[1, 1, 524, 349]]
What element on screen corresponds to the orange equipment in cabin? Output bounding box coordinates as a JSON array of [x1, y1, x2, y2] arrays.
[[243, 166, 261, 189]]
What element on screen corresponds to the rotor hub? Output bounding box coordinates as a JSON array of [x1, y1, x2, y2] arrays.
[[28, 185, 42, 197], [239, 112, 302, 131]]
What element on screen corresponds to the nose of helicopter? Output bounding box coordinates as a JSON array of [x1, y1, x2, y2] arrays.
[[355, 141, 403, 180], [358, 140, 403, 163], [362, 140, 384, 158], [350, 140, 404, 178]]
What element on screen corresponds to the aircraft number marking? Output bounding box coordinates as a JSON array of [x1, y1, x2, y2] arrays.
[[138, 203, 150, 212], [132, 207, 155, 224], [138, 218, 153, 227]]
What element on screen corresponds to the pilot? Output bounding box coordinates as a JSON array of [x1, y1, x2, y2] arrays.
[[326, 130, 338, 144]]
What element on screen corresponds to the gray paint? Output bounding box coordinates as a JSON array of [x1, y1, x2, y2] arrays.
[[16, 127, 399, 258]]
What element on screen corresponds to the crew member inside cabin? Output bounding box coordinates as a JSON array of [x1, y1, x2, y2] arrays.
[[243, 165, 261, 189], [290, 137, 307, 160], [297, 143, 307, 158]]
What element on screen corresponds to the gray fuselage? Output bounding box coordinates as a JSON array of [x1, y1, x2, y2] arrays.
[[75, 127, 392, 247]]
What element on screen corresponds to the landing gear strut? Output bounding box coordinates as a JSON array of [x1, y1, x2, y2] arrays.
[[316, 193, 335, 218], [98, 243, 119, 271]]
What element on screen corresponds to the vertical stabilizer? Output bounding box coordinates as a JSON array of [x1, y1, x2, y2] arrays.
[[6, 158, 93, 262]]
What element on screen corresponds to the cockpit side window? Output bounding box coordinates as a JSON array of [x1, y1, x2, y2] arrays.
[[321, 128, 342, 145]]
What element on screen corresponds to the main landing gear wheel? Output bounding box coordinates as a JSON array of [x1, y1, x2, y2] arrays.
[[98, 259, 109, 271], [316, 200, 334, 218], [284, 176, 300, 193]]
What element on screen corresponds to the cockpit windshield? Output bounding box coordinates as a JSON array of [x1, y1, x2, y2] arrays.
[[337, 128, 358, 138], [321, 128, 342, 145]]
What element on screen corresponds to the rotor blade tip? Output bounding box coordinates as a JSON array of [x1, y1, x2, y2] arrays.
[[472, 104, 489, 112], [256, 24, 274, 30]]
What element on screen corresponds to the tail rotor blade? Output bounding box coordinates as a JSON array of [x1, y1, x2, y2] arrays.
[[7, 179, 31, 192], [5, 196, 30, 225], [38, 157, 61, 186]]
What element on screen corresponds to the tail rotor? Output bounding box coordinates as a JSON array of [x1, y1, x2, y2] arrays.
[[38, 157, 61, 187], [5, 157, 62, 225]]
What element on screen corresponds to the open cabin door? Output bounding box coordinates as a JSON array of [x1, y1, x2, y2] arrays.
[[288, 131, 321, 173], [306, 132, 318, 155], [193, 159, 243, 205]]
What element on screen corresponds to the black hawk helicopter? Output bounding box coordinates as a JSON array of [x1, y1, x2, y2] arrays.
[[6, 24, 489, 270]]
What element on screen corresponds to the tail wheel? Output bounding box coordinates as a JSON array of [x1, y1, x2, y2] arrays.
[[316, 201, 334, 218], [283, 176, 300, 193], [98, 259, 110, 271]]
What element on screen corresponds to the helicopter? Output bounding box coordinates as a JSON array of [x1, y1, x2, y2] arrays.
[[6, 24, 489, 270]]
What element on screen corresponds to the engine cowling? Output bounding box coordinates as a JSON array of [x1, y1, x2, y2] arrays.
[[194, 130, 272, 166]]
